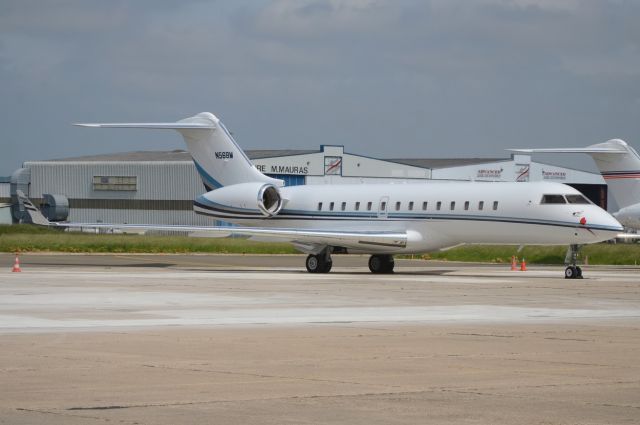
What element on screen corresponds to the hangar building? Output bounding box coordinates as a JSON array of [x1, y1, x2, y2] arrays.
[[10, 145, 606, 226]]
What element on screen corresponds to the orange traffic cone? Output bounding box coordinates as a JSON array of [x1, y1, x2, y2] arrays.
[[12, 253, 22, 273], [510, 256, 518, 271], [520, 257, 527, 271]]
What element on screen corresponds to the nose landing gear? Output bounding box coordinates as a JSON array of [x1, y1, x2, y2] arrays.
[[564, 244, 584, 279]]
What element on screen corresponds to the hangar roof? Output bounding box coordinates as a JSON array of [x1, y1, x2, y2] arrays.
[[388, 158, 507, 169]]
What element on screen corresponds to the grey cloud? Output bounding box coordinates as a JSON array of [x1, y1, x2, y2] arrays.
[[0, 0, 638, 175]]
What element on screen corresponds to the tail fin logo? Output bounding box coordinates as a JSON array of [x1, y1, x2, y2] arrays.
[[215, 152, 234, 159]]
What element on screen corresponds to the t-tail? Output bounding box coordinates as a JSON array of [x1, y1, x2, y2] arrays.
[[75, 112, 282, 190], [509, 139, 640, 210]]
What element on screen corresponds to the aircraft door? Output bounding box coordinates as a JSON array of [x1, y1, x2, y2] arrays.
[[378, 196, 389, 219]]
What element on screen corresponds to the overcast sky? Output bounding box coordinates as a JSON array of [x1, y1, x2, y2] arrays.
[[1, 0, 639, 175]]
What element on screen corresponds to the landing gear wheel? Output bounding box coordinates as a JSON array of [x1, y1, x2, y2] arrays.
[[368, 255, 395, 274], [306, 254, 332, 273], [306, 255, 320, 273], [321, 259, 333, 273], [565, 266, 578, 279], [564, 265, 584, 279]]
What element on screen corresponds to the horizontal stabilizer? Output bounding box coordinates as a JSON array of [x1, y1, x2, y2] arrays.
[[508, 147, 627, 154], [74, 122, 214, 129], [508, 139, 630, 155]]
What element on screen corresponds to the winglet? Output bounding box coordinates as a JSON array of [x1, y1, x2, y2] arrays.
[[16, 190, 51, 226]]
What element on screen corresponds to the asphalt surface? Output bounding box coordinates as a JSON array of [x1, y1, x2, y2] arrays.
[[1, 253, 639, 424]]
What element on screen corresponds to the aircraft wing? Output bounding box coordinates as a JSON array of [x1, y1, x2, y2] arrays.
[[615, 233, 640, 240], [55, 222, 406, 251], [17, 190, 406, 252]]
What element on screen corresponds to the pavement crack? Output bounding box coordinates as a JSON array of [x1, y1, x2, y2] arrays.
[[16, 407, 138, 423], [448, 332, 515, 338], [141, 363, 373, 387], [68, 405, 130, 411]]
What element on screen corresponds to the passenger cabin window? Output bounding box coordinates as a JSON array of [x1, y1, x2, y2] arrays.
[[409, 201, 414, 211], [450, 201, 455, 211], [478, 201, 484, 211], [541, 194, 566, 204], [381, 201, 387, 211], [436, 201, 442, 211], [395, 201, 401, 211], [330, 202, 335, 211], [464, 201, 469, 211], [341, 202, 346, 211], [367, 201, 372, 211], [565, 194, 590, 204], [422, 201, 428, 211], [355, 201, 360, 211], [493, 201, 498, 210], [318, 202, 322, 211]]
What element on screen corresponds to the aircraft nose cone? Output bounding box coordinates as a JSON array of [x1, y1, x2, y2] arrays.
[[603, 213, 624, 232]]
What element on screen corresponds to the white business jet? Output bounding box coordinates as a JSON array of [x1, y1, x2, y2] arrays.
[[509, 139, 640, 230], [22, 112, 624, 278]]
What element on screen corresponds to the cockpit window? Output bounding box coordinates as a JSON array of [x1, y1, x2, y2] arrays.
[[565, 194, 590, 204], [540, 194, 566, 204]]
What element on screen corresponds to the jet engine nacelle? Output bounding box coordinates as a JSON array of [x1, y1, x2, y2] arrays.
[[198, 182, 284, 217]]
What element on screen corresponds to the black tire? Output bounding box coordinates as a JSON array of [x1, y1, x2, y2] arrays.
[[564, 266, 576, 279], [306, 254, 332, 273], [384, 257, 395, 273], [576, 266, 583, 279], [369, 255, 383, 273], [306, 255, 320, 273], [369, 255, 394, 274], [321, 260, 333, 273]]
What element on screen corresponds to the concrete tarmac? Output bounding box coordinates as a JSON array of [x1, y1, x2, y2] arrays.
[[1, 253, 639, 424]]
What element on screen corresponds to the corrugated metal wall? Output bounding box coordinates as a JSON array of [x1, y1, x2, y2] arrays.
[[24, 161, 216, 225], [26, 161, 203, 199], [0, 183, 9, 199]]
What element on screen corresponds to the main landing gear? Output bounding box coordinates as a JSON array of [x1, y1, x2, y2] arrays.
[[564, 244, 583, 279], [368, 254, 395, 274], [305, 253, 332, 273], [304, 251, 395, 274]]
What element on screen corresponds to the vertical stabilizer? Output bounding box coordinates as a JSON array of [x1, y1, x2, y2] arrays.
[[176, 113, 282, 190], [588, 140, 640, 209]]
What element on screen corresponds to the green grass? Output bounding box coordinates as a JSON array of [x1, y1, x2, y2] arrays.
[[0, 225, 296, 254], [1, 225, 639, 264], [419, 244, 640, 266]]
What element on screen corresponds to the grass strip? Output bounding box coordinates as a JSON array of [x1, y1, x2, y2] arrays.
[[0, 225, 296, 254], [418, 244, 640, 266], [1, 225, 639, 264]]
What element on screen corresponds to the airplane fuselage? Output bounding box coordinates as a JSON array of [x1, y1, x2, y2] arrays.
[[194, 181, 622, 254]]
